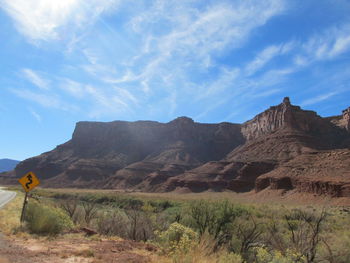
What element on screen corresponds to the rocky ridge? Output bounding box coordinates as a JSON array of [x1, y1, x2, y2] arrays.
[[2, 97, 350, 197]]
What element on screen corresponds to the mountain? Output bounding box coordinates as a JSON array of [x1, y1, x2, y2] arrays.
[[164, 98, 350, 195], [2, 97, 350, 197], [12, 117, 244, 188], [0, 159, 20, 173]]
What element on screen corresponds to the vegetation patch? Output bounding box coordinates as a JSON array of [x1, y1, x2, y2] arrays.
[[2, 187, 350, 262], [25, 202, 73, 235]]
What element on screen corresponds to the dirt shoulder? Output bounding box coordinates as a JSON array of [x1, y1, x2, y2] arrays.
[[0, 233, 32, 263], [0, 233, 157, 263]]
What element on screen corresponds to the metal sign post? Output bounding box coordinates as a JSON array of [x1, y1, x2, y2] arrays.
[[20, 192, 28, 222], [18, 172, 40, 223]]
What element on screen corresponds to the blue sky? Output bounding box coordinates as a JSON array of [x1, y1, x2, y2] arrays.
[[1, 0, 350, 161]]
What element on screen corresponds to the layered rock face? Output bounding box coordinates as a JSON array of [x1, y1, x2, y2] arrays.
[[5, 97, 350, 197], [241, 97, 294, 141], [13, 117, 244, 188], [234, 98, 350, 197], [327, 107, 350, 132], [162, 97, 350, 195], [255, 150, 350, 197]]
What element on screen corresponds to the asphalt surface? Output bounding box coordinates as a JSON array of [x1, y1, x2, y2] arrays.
[[0, 188, 16, 209]]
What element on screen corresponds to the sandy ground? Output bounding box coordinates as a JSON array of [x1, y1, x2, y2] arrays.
[[0, 233, 156, 263]]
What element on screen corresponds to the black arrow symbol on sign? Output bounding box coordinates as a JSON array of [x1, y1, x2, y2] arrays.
[[25, 175, 33, 189]]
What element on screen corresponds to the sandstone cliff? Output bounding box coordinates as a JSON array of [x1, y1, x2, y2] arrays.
[[4, 97, 350, 197], [13, 117, 244, 188], [162, 97, 350, 194]]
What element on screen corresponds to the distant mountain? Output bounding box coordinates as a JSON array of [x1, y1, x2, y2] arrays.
[[0, 159, 20, 172], [4, 97, 350, 197]]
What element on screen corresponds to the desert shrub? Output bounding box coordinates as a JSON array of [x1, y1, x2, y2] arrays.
[[154, 207, 183, 233], [25, 202, 73, 235], [318, 230, 350, 263], [264, 208, 328, 263], [71, 205, 85, 226], [96, 207, 155, 241], [156, 222, 198, 255], [59, 198, 78, 221], [149, 200, 175, 212], [82, 201, 98, 226], [230, 215, 264, 261], [154, 232, 242, 263], [125, 208, 154, 241], [217, 252, 243, 263], [256, 247, 306, 263], [96, 210, 129, 238], [142, 202, 156, 213], [189, 200, 249, 249]]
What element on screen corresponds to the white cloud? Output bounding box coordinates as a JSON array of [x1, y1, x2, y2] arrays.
[[10, 88, 77, 111], [83, 85, 131, 118], [6, 0, 291, 120], [196, 67, 240, 101], [302, 24, 350, 61], [0, 0, 120, 43], [293, 55, 308, 66], [29, 108, 42, 122], [114, 87, 138, 105], [103, 71, 138, 85], [54, 0, 287, 119], [22, 69, 49, 90], [132, 0, 286, 62], [195, 97, 231, 120], [59, 78, 85, 98], [245, 42, 294, 76], [301, 91, 339, 106]]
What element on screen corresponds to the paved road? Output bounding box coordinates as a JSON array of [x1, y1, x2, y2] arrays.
[[0, 187, 16, 209]]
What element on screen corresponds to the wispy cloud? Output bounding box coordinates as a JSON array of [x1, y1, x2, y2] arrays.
[[84, 85, 132, 118], [5, 0, 350, 123], [127, 0, 286, 76], [28, 108, 42, 122], [22, 68, 49, 90], [0, 0, 120, 43], [301, 92, 339, 106], [75, 0, 287, 117], [301, 23, 350, 62], [114, 87, 138, 105], [59, 78, 85, 98], [196, 67, 240, 101], [10, 88, 77, 111], [245, 42, 294, 76]]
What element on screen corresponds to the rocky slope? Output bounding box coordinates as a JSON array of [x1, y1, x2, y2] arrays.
[[2, 97, 350, 197]]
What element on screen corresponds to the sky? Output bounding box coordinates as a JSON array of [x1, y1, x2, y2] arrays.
[[1, 0, 350, 161]]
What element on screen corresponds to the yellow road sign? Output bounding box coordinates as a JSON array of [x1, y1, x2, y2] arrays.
[[18, 172, 40, 192]]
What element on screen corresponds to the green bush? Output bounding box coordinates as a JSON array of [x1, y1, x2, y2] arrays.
[[155, 222, 198, 255], [96, 209, 129, 237], [25, 202, 73, 235], [188, 200, 250, 250]]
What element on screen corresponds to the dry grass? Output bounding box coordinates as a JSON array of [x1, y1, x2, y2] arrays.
[[149, 235, 242, 263], [0, 191, 23, 234]]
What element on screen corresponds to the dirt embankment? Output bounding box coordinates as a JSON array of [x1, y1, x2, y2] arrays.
[[0, 234, 156, 263]]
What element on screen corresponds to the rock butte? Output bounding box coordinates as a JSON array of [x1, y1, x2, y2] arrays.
[[1, 97, 350, 197]]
